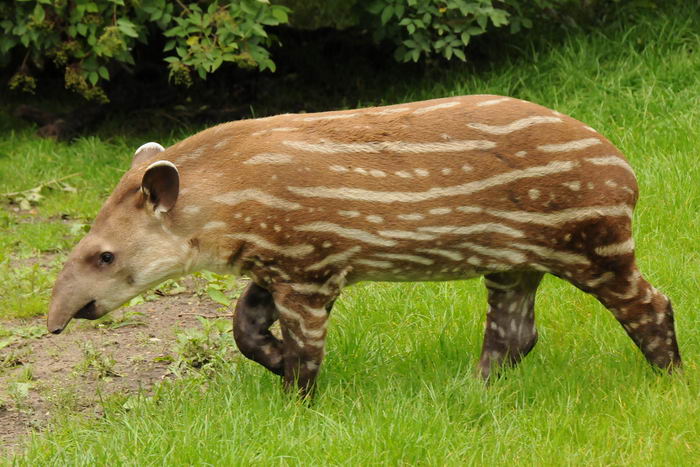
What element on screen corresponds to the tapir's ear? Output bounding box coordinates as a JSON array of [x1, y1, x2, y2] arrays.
[[141, 160, 179, 214], [132, 142, 165, 168]]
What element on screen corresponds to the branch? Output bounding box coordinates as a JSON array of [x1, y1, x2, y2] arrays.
[[1, 173, 81, 198]]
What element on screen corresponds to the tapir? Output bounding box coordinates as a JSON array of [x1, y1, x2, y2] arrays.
[[48, 95, 681, 395]]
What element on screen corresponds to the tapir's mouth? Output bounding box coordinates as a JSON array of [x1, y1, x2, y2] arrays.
[[74, 300, 99, 320]]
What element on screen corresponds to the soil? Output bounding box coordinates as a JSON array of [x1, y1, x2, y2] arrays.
[[0, 279, 246, 455]]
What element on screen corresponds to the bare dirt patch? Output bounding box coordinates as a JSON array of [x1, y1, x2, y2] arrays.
[[0, 281, 245, 454]]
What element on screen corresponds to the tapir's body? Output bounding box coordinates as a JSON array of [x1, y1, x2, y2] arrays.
[[48, 95, 681, 395]]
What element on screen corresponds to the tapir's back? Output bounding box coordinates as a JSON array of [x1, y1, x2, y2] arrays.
[[158, 95, 638, 284]]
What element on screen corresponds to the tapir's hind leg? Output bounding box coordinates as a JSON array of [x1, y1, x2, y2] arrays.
[[478, 271, 544, 380], [233, 282, 285, 376], [566, 261, 681, 371]]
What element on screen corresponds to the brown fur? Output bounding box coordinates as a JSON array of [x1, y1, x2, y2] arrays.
[[48, 95, 681, 396]]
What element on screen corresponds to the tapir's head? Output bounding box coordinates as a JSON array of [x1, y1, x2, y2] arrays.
[[48, 142, 187, 334]]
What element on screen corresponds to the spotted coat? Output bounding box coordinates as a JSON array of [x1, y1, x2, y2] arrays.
[[48, 95, 681, 396]]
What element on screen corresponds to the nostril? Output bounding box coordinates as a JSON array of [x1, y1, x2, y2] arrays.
[[50, 328, 63, 335]]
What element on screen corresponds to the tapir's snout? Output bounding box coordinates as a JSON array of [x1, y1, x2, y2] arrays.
[[47, 259, 102, 334]]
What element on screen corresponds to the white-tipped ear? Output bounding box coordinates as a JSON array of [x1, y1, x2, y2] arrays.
[[132, 142, 165, 168], [142, 160, 179, 214]]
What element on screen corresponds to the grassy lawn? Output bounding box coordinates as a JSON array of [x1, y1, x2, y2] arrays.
[[2, 3, 700, 464]]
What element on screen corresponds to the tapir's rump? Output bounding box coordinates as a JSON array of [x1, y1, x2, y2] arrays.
[[49, 95, 681, 395]]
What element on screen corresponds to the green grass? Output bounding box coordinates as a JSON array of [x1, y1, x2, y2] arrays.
[[3, 2, 700, 464]]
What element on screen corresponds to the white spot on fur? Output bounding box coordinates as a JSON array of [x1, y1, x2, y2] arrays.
[[226, 233, 314, 258], [416, 248, 463, 261], [395, 171, 413, 178], [538, 138, 602, 153], [378, 230, 438, 241], [528, 189, 540, 200], [300, 113, 359, 122], [243, 153, 294, 165], [294, 222, 397, 246], [419, 223, 524, 238], [366, 215, 384, 224], [397, 213, 425, 221], [429, 207, 452, 215], [370, 169, 387, 177], [512, 243, 590, 265], [460, 242, 526, 263], [339, 210, 360, 218], [203, 221, 226, 230], [367, 107, 411, 116], [306, 246, 362, 271], [251, 127, 299, 137], [563, 181, 581, 191], [183, 206, 201, 215], [414, 169, 429, 177], [476, 97, 511, 107], [413, 101, 460, 114], [468, 116, 562, 135], [595, 238, 635, 257], [355, 259, 393, 269], [374, 253, 433, 265], [441, 168, 452, 175], [283, 139, 496, 154], [456, 206, 482, 214]]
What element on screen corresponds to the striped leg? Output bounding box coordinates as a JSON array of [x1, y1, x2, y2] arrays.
[[271, 284, 335, 397], [233, 283, 284, 376], [478, 271, 544, 380], [570, 264, 681, 370]]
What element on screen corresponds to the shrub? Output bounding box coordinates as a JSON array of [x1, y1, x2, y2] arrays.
[[364, 0, 578, 63], [0, 0, 290, 101]]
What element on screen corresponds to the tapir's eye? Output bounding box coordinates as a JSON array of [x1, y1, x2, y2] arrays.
[[99, 252, 115, 265]]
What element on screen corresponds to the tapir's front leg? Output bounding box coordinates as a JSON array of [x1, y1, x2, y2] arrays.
[[271, 284, 335, 397], [233, 283, 285, 376]]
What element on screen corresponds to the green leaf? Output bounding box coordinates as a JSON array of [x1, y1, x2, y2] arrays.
[[98, 66, 109, 80], [271, 7, 288, 23], [453, 47, 466, 61], [381, 5, 394, 25], [207, 288, 230, 306], [411, 48, 420, 62], [33, 4, 45, 23], [366, 1, 383, 15], [88, 71, 98, 85], [117, 18, 139, 38]]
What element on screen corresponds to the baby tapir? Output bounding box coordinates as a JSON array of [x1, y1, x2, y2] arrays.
[[48, 95, 681, 395]]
